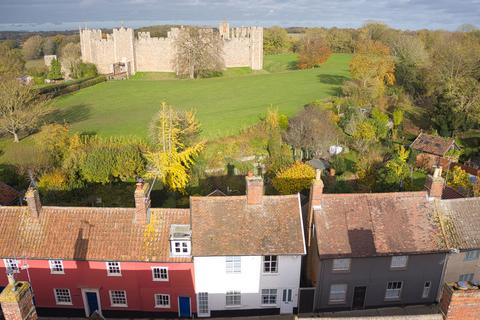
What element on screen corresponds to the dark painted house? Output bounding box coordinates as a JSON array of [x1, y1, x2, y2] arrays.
[[306, 173, 448, 311]]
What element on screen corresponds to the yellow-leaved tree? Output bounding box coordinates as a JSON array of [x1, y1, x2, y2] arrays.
[[272, 161, 315, 195], [349, 40, 395, 101], [144, 102, 204, 192]]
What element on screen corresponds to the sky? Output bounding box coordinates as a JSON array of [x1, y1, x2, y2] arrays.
[[0, 0, 479, 31]]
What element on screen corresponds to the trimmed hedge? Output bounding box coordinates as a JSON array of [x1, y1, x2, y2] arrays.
[[36, 76, 107, 97]]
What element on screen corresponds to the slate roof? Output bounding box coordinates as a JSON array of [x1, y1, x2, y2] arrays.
[[0, 182, 20, 206], [410, 133, 455, 156], [314, 192, 447, 258], [190, 194, 305, 256], [436, 198, 480, 250], [0, 206, 190, 262]]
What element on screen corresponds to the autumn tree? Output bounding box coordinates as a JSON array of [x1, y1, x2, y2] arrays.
[[264, 108, 293, 174], [272, 161, 315, 195], [173, 27, 224, 79], [348, 40, 395, 104], [263, 26, 290, 54], [22, 35, 44, 60], [60, 42, 81, 78], [0, 43, 25, 78], [0, 79, 50, 142], [298, 32, 331, 69], [145, 102, 205, 192], [284, 104, 342, 160]]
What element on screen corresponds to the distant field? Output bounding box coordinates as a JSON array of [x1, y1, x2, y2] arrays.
[[49, 53, 351, 139]]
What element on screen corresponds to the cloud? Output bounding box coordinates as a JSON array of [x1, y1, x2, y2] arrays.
[[0, 0, 479, 30]]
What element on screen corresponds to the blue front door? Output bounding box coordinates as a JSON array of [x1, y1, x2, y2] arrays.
[[179, 296, 191, 318], [86, 292, 99, 316]]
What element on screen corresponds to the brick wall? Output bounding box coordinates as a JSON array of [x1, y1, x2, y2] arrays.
[[440, 283, 480, 320], [0, 282, 38, 320]]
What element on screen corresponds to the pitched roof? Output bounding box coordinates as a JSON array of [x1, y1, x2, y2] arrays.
[[437, 197, 480, 250], [190, 194, 305, 256], [0, 182, 20, 206], [410, 133, 455, 156], [314, 192, 447, 258], [0, 206, 190, 262]]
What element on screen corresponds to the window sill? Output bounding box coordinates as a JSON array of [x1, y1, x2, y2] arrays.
[[328, 300, 346, 305], [110, 304, 128, 308], [56, 302, 73, 306], [224, 305, 243, 309], [153, 278, 169, 282], [51, 271, 65, 275], [384, 298, 401, 302], [155, 305, 171, 309], [107, 274, 122, 277], [262, 272, 279, 276], [261, 304, 277, 307]]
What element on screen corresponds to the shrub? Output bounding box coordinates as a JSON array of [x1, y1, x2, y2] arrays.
[[272, 161, 315, 194], [38, 169, 69, 191]]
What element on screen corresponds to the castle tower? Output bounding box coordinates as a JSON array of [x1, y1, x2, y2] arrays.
[[219, 21, 230, 39], [249, 27, 264, 70], [112, 27, 136, 74], [0, 275, 38, 320]]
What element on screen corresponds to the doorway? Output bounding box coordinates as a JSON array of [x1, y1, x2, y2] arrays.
[[280, 288, 294, 314], [352, 286, 366, 309], [178, 296, 191, 318], [81, 289, 101, 317]]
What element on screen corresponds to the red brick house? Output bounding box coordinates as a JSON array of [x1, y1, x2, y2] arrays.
[[0, 182, 196, 318], [410, 133, 458, 170]]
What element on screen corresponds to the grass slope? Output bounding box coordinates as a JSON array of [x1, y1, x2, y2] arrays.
[[52, 53, 351, 139]]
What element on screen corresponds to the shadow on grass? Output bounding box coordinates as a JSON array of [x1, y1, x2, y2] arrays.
[[317, 74, 349, 85], [48, 104, 91, 125], [287, 60, 299, 70]]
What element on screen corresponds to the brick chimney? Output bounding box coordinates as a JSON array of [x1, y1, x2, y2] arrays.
[[134, 178, 151, 224], [245, 172, 263, 205], [0, 274, 38, 320], [307, 169, 324, 247], [425, 166, 445, 199], [25, 187, 41, 219], [440, 282, 480, 320]]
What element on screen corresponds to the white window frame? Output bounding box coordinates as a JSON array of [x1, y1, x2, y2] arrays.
[[225, 290, 241, 306], [109, 290, 128, 307], [263, 256, 278, 273], [328, 284, 347, 304], [465, 250, 480, 261], [3, 259, 19, 273], [332, 258, 351, 272], [152, 266, 169, 281], [54, 288, 72, 305], [422, 281, 431, 298], [226, 256, 241, 273], [154, 294, 170, 308], [171, 241, 191, 256], [390, 256, 408, 269], [261, 289, 277, 305], [198, 292, 209, 314], [49, 260, 64, 274], [459, 273, 474, 282], [385, 281, 403, 300], [106, 261, 121, 276]]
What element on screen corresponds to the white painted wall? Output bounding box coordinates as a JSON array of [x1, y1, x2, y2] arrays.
[[194, 255, 302, 316]]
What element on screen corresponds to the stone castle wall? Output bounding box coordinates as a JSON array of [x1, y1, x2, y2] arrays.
[[80, 22, 263, 75]]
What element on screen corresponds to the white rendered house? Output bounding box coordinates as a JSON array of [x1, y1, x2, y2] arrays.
[[191, 175, 306, 317]]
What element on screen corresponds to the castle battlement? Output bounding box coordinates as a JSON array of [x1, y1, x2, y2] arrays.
[[80, 21, 263, 75]]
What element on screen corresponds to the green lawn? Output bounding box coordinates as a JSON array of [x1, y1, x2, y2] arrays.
[[50, 53, 351, 139]]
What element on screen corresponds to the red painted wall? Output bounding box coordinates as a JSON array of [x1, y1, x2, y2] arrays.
[[0, 259, 195, 316]]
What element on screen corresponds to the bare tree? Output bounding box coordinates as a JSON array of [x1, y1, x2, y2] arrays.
[[0, 79, 50, 142], [173, 27, 224, 79], [60, 42, 81, 78], [22, 35, 44, 60]]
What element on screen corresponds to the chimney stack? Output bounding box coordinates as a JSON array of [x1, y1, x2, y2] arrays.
[[0, 278, 38, 320], [245, 172, 263, 205], [425, 166, 445, 199], [307, 169, 324, 247], [25, 187, 41, 219], [134, 178, 151, 224]]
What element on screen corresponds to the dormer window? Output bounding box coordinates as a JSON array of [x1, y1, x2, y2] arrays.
[[170, 224, 191, 256]]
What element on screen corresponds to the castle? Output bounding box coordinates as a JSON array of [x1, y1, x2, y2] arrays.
[[79, 21, 263, 75]]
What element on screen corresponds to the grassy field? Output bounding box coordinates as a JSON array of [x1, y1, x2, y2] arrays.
[[50, 53, 351, 139]]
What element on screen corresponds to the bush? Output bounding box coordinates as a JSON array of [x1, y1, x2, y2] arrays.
[[37, 76, 106, 97], [38, 169, 69, 191], [272, 161, 315, 194], [76, 62, 98, 79]]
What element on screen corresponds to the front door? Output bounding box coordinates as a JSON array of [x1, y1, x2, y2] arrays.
[[280, 288, 294, 314], [178, 296, 191, 318], [82, 289, 101, 317], [352, 286, 366, 309]]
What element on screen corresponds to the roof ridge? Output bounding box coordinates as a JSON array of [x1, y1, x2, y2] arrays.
[[322, 191, 427, 198], [440, 197, 480, 203]]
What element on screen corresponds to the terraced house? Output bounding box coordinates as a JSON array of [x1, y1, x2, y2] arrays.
[[0, 181, 196, 318], [306, 171, 449, 311], [191, 175, 305, 317]]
